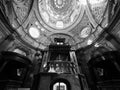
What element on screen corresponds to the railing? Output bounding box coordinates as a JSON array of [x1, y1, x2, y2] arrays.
[[42, 60, 77, 74]]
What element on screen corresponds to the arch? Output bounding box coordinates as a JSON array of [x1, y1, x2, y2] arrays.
[[50, 78, 71, 90]]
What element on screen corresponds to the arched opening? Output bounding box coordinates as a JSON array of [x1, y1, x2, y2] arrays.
[[50, 78, 71, 90], [53, 82, 67, 90]]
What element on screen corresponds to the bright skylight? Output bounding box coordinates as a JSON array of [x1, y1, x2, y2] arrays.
[[29, 27, 40, 38]]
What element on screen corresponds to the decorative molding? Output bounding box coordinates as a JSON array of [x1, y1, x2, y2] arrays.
[[2, 0, 110, 50], [12, 0, 33, 24]]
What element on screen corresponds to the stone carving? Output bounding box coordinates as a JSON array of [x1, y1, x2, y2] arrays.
[[13, 0, 32, 23]]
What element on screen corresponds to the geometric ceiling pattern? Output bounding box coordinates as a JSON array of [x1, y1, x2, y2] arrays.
[[10, 0, 108, 50]]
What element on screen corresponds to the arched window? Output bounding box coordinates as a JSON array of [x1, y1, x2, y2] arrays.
[[13, 48, 26, 56], [53, 82, 67, 90], [50, 78, 71, 90]]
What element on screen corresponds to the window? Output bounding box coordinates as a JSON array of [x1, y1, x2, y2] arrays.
[[13, 49, 26, 56], [53, 82, 67, 90]]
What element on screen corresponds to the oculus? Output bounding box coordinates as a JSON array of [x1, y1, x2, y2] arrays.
[[29, 27, 40, 38]]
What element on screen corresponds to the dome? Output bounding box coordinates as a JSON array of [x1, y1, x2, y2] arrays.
[[38, 0, 82, 30]]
